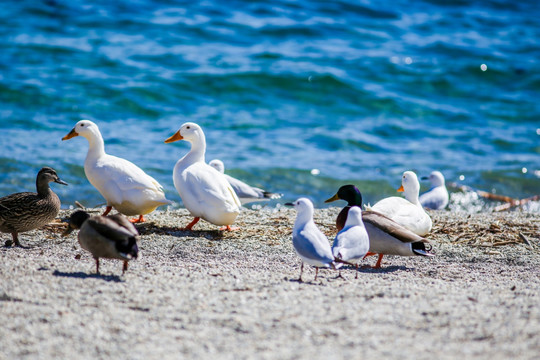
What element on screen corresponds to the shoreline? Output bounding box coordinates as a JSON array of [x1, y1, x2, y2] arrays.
[[1, 208, 539, 359]]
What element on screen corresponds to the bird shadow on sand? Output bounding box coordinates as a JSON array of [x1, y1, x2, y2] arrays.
[[52, 270, 123, 282], [357, 265, 409, 273], [135, 222, 225, 240]]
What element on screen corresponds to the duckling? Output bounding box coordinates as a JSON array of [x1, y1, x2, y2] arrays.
[[0, 167, 67, 247], [64, 210, 139, 275]]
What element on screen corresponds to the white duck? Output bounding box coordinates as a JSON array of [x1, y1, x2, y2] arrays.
[[371, 171, 432, 236], [332, 206, 369, 278], [164, 122, 241, 231], [208, 159, 282, 205], [419, 171, 449, 210], [62, 120, 171, 222]]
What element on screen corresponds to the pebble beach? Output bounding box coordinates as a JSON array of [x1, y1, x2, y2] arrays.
[[1, 208, 539, 360]]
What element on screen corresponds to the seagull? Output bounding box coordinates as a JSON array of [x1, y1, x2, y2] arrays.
[[286, 198, 335, 282], [419, 171, 449, 210], [332, 206, 369, 278], [208, 159, 282, 205]]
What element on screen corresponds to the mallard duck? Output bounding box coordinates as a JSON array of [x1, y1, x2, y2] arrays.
[[371, 171, 432, 236], [325, 185, 434, 268], [62, 120, 171, 223], [0, 167, 67, 247], [286, 198, 335, 282], [208, 159, 282, 205], [164, 123, 241, 231], [419, 171, 449, 210], [63, 210, 139, 274], [332, 206, 369, 279]]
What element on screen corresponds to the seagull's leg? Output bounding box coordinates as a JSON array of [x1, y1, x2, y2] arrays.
[[102, 206, 112, 216], [355, 264, 358, 279], [297, 262, 304, 282], [95, 258, 100, 274], [130, 215, 145, 223], [122, 260, 128, 275], [183, 217, 200, 230], [314, 267, 319, 281]]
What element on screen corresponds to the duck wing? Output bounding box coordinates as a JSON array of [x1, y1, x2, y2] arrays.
[[362, 210, 427, 244]]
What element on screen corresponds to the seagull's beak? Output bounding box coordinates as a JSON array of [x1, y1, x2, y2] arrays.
[[62, 128, 78, 141], [324, 193, 340, 203], [164, 130, 183, 143], [397, 185, 404, 192], [421, 176, 429, 181], [284, 202, 294, 207]]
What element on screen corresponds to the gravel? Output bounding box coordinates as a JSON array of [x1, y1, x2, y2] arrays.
[[1, 207, 539, 359]]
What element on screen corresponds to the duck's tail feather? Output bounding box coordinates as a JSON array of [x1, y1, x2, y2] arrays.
[[412, 242, 435, 257]]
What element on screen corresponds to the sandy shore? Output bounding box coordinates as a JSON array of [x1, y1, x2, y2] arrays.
[[1, 207, 539, 359]]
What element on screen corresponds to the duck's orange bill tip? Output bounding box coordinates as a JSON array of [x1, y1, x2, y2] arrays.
[[164, 131, 183, 143], [62, 129, 78, 141], [324, 194, 339, 203], [397, 185, 404, 192]]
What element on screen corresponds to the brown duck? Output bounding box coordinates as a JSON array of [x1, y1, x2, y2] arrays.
[[0, 167, 67, 247], [63, 210, 139, 275]]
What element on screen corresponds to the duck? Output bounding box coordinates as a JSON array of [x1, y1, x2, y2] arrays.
[[325, 185, 434, 268], [0, 167, 67, 247], [63, 210, 139, 275], [164, 122, 241, 231], [62, 120, 171, 223], [208, 159, 282, 205], [419, 171, 449, 210], [286, 198, 336, 282], [370, 171, 432, 236], [332, 206, 369, 279]]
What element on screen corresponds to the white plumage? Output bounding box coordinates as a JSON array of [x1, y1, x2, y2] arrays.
[[371, 171, 432, 236], [62, 120, 170, 222], [419, 171, 449, 210], [165, 122, 240, 230]]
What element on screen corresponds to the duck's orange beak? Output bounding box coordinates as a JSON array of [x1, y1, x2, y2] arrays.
[[164, 131, 183, 143], [397, 185, 404, 192], [62, 128, 78, 141]]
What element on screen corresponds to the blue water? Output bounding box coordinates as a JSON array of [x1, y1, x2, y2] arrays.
[[0, 0, 539, 211]]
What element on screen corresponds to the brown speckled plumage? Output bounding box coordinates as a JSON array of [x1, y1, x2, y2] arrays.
[[0, 167, 67, 247]]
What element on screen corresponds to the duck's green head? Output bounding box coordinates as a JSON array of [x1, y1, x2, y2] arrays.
[[325, 185, 363, 206], [63, 210, 91, 236]]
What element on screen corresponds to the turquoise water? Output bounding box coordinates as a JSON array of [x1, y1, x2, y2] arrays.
[[0, 0, 539, 210]]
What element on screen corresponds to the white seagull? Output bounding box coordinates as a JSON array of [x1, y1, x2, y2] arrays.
[[208, 159, 282, 205], [62, 120, 171, 223], [286, 198, 335, 282], [164, 123, 241, 231], [332, 206, 369, 278], [419, 171, 449, 210]]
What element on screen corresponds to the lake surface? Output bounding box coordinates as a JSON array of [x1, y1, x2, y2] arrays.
[[1, 0, 539, 211]]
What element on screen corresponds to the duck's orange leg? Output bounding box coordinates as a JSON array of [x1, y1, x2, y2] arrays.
[[373, 254, 384, 268], [183, 217, 200, 230], [130, 215, 145, 223], [219, 225, 239, 231]]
